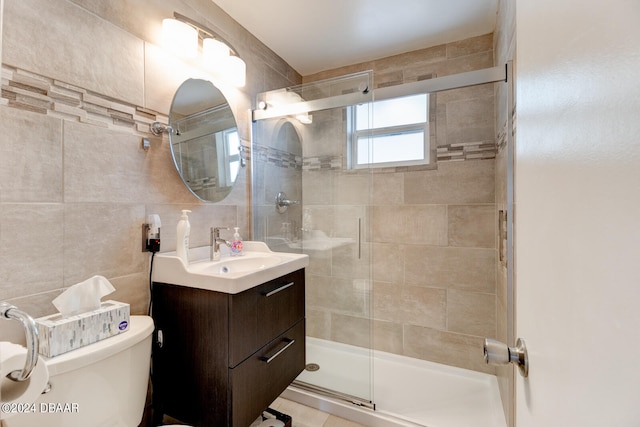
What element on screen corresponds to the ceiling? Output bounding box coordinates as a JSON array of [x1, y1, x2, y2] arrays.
[[212, 0, 499, 76]]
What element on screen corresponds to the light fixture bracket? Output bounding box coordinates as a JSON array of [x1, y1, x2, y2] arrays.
[[173, 12, 241, 58]]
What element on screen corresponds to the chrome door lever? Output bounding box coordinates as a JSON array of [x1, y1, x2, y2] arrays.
[[483, 337, 529, 377]]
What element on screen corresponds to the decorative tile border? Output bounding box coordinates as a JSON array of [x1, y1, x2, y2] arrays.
[[253, 144, 302, 170], [437, 140, 496, 162], [1, 65, 167, 135], [303, 155, 343, 171]]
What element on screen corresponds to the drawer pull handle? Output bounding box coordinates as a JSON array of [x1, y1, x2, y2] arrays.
[[260, 339, 295, 364], [264, 282, 294, 297]]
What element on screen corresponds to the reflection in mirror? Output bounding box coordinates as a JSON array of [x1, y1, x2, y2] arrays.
[[169, 78, 240, 202]]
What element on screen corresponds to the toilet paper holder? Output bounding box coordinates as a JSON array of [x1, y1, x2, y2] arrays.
[[0, 302, 40, 382]]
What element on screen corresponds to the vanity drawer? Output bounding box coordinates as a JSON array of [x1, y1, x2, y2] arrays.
[[229, 319, 305, 427], [229, 269, 304, 367]]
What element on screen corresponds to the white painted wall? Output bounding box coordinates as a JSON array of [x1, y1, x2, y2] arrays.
[[515, 0, 640, 425]]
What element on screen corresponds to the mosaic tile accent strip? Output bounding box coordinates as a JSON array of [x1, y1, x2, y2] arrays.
[[253, 144, 302, 170], [303, 155, 343, 171], [1, 65, 167, 135], [437, 140, 496, 162]]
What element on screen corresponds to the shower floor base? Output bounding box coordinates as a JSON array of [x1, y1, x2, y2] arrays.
[[288, 337, 507, 427]]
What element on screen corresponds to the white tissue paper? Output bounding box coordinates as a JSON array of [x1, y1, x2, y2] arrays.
[[36, 276, 130, 357], [52, 275, 115, 317], [0, 342, 50, 420]]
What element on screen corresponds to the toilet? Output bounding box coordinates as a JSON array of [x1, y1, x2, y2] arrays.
[[3, 315, 158, 427]]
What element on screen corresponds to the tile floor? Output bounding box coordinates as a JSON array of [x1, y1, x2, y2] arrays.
[[148, 397, 365, 427], [267, 398, 365, 427]]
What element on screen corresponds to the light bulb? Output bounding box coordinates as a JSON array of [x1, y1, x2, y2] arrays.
[[162, 19, 198, 58]]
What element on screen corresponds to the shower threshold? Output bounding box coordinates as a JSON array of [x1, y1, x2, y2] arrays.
[[292, 380, 375, 411]]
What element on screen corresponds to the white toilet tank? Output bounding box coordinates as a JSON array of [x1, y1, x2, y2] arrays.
[[4, 315, 154, 427]]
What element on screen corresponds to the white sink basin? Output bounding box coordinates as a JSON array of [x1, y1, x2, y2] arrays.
[[188, 252, 284, 275], [152, 241, 308, 294]]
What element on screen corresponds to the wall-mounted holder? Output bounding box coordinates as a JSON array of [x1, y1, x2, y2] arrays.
[[483, 337, 529, 377], [142, 214, 161, 253], [150, 122, 173, 136]]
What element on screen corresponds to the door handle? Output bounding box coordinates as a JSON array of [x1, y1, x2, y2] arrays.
[[483, 337, 529, 377]]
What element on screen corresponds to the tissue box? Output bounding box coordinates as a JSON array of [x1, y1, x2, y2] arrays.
[[36, 300, 130, 357]]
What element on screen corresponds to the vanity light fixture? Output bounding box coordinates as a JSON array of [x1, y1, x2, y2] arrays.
[[161, 12, 247, 87], [162, 18, 198, 58]]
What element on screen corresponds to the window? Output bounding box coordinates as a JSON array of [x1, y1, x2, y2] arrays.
[[215, 128, 240, 187], [349, 94, 430, 169]]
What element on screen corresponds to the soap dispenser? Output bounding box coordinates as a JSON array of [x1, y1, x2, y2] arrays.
[[176, 210, 191, 264], [230, 227, 243, 256]]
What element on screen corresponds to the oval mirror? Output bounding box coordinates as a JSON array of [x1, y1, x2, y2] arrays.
[[168, 78, 240, 202]]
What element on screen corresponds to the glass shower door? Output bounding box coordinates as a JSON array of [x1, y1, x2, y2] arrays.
[[252, 73, 374, 406]]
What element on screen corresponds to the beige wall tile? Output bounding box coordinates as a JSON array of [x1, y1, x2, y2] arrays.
[[371, 243, 404, 284], [0, 106, 63, 203], [0, 204, 64, 299], [306, 275, 370, 317], [333, 172, 370, 206], [404, 159, 495, 205], [374, 282, 447, 329], [448, 205, 496, 248], [446, 34, 494, 59], [63, 203, 147, 286], [436, 51, 494, 76], [3, 0, 144, 105], [303, 171, 333, 206], [403, 324, 495, 374], [109, 272, 150, 316], [404, 245, 496, 292], [375, 45, 446, 75], [0, 290, 64, 343], [331, 242, 370, 280], [331, 313, 371, 348], [372, 205, 448, 245], [372, 319, 404, 354], [63, 120, 193, 205], [446, 96, 495, 145], [332, 205, 366, 240], [303, 109, 345, 158], [143, 43, 201, 115], [304, 247, 332, 276], [306, 308, 331, 340], [447, 289, 497, 338], [372, 172, 404, 206]]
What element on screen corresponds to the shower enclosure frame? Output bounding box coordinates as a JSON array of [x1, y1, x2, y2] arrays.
[[251, 63, 514, 418]]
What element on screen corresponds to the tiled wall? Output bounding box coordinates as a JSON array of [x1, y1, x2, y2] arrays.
[[298, 34, 498, 374], [0, 0, 301, 342]]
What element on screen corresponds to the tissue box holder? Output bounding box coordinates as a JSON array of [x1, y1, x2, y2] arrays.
[[36, 300, 130, 357]]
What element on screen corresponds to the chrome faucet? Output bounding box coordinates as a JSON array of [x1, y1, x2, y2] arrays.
[[210, 227, 231, 261]]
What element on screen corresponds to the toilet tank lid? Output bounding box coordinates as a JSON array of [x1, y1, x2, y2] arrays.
[[43, 315, 154, 376]]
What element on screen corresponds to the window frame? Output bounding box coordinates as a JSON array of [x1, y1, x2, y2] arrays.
[[348, 94, 431, 169]]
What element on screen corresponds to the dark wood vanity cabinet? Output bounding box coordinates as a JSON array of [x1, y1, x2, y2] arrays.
[[151, 269, 305, 427]]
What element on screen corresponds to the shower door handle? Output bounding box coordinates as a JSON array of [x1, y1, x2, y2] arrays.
[[483, 337, 529, 377], [357, 217, 362, 259]]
